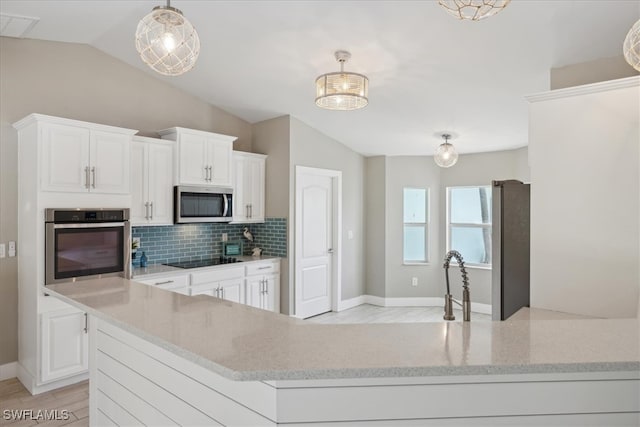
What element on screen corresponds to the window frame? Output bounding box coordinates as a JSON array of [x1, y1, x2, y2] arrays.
[[446, 185, 492, 269], [402, 187, 430, 265]]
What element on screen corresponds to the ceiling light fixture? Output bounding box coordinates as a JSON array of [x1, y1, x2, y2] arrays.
[[135, 0, 200, 76], [438, 0, 511, 21], [315, 51, 369, 111], [623, 19, 640, 72], [434, 134, 459, 168]]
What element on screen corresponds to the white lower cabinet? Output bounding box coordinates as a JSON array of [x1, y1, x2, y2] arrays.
[[40, 307, 88, 383], [245, 261, 280, 311], [190, 267, 245, 303], [135, 260, 279, 311], [136, 274, 190, 295]]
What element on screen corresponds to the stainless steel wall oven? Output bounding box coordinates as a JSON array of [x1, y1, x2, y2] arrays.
[[45, 208, 131, 285]]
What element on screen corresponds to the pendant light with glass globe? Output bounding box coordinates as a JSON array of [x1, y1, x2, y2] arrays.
[[434, 134, 459, 168], [135, 0, 200, 76]]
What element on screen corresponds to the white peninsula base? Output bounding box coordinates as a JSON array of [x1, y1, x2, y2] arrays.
[[91, 318, 639, 426]]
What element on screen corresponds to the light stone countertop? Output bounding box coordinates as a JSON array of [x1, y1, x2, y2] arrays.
[[45, 278, 640, 382]]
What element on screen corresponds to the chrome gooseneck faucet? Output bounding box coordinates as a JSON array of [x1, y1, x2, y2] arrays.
[[443, 250, 471, 321]]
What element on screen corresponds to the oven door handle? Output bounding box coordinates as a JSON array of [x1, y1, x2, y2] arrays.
[[53, 222, 127, 229]]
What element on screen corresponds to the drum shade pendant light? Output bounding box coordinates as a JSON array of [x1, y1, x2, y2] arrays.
[[316, 51, 369, 111], [438, 0, 511, 21], [623, 19, 640, 72], [434, 134, 459, 168], [135, 0, 200, 76]]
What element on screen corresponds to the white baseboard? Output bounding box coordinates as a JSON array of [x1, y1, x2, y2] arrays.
[[0, 361, 17, 381], [338, 295, 492, 315]]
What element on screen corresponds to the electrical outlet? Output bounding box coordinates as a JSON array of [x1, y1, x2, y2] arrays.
[[411, 277, 418, 287], [0, 243, 5, 258], [8, 241, 16, 257], [221, 233, 228, 242]]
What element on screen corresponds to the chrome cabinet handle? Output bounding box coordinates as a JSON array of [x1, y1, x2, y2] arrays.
[[84, 167, 90, 189], [328, 248, 334, 254], [258, 266, 270, 270], [220, 287, 224, 299], [91, 167, 96, 189], [84, 313, 88, 333], [204, 166, 209, 182], [150, 202, 154, 220], [246, 205, 249, 218], [209, 165, 213, 182], [144, 202, 149, 220], [154, 280, 174, 286], [249, 204, 252, 218]]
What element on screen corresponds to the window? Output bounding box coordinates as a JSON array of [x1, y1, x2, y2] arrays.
[[403, 188, 429, 263], [447, 186, 492, 267]]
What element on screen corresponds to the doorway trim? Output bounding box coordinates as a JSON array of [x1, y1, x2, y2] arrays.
[[294, 165, 342, 318]]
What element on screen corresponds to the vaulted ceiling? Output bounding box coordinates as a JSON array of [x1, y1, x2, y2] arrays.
[[1, 1, 638, 155]]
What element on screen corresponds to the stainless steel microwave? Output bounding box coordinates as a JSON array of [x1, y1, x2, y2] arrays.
[[174, 186, 233, 223]]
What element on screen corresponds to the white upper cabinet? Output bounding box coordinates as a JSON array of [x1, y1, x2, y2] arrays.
[[158, 127, 236, 187], [130, 136, 174, 226], [34, 116, 135, 194], [232, 151, 266, 223]]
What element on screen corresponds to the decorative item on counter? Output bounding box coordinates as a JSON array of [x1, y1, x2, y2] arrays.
[[223, 241, 243, 257], [251, 247, 263, 257], [140, 251, 148, 268], [242, 227, 254, 242]]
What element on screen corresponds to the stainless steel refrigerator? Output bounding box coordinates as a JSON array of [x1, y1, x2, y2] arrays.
[[491, 180, 530, 321]]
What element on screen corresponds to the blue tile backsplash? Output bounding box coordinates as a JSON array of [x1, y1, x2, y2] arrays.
[[132, 218, 287, 265]]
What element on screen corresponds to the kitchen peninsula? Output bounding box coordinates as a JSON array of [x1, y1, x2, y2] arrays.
[[46, 278, 639, 426]]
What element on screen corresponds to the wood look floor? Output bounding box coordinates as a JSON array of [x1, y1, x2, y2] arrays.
[[0, 379, 88, 426], [0, 305, 489, 423]]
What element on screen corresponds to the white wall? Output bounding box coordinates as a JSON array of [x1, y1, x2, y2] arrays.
[[364, 157, 387, 298], [528, 78, 640, 318]]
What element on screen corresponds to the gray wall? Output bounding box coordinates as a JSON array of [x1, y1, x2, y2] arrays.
[[365, 147, 529, 305], [364, 157, 387, 297], [440, 148, 529, 304], [550, 55, 639, 90], [252, 116, 291, 312], [290, 117, 365, 301], [0, 37, 253, 365]]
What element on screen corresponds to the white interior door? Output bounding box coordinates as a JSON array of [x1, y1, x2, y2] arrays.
[[295, 167, 341, 319]]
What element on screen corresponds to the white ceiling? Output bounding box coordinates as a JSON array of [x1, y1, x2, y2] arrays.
[[1, 1, 638, 156]]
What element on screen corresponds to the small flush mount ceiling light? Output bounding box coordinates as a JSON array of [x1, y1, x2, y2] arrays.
[[315, 51, 369, 111], [434, 134, 459, 168], [623, 19, 640, 72], [438, 0, 511, 21], [135, 0, 200, 76]]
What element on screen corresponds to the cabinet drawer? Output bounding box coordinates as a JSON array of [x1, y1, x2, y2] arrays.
[[190, 267, 244, 286], [246, 261, 279, 276], [137, 275, 189, 289]]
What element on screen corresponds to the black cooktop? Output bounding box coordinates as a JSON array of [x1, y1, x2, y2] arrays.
[[164, 257, 243, 269]]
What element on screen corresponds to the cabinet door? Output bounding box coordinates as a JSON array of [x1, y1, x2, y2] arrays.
[[91, 130, 130, 194], [190, 282, 219, 297], [246, 157, 265, 222], [208, 138, 232, 186], [219, 278, 244, 303], [130, 141, 148, 225], [147, 143, 174, 225], [40, 123, 90, 192], [263, 274, 278, 312], [245, 277, 263, 309], [232, 155, 247, 222], [178, 133, 209, 185], [40, 309, 88, 383]]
